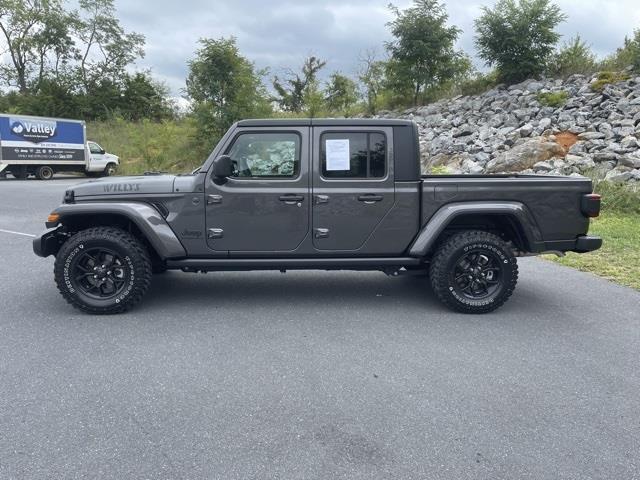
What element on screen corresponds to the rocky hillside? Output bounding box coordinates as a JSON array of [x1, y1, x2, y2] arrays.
[[379, 73, 640, 183]]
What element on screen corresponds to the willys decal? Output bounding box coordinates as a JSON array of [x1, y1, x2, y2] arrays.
[[103, 183, 141, 193]]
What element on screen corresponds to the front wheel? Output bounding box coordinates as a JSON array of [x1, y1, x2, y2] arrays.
[[54, 227, 152, 314], [102, 163, 117, 177], [429, 230, 518, 314]]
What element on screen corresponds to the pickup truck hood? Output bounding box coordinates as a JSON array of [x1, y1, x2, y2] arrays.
[[72, 175, 177, 197]]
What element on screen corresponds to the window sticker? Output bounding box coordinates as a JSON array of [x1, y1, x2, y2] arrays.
[[325, 139, 350, 171]]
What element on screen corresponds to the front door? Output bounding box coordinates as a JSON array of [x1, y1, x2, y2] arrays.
[[87, 141, 106, 170], [312, 126, 395, 252], [205, 127, 310, 252]]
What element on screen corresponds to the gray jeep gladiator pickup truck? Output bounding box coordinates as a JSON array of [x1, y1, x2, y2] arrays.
[[33, 118, 602, 314]]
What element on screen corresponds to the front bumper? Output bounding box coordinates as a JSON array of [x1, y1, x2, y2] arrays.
[[33, 227, 64, 258], [573, 235, 603, 253]]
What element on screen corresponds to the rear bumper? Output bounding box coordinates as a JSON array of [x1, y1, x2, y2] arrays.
[[33, 227, 63, 258], [572, 235, 602, 253]]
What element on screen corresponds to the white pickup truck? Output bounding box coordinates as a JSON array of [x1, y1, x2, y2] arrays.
[[0, 114, 119, 180]]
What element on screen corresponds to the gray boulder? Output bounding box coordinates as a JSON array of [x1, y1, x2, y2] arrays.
[[485, 137, 565, 173]]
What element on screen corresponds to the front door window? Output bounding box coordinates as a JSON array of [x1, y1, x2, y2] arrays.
[[88, 142, 103, 154], [227, 132, 300, 178]]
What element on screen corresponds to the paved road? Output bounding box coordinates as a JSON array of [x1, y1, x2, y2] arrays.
[[0, 177, 639, 480]]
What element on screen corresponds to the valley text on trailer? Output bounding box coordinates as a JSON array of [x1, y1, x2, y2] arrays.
[[0, 114, 119, 180]]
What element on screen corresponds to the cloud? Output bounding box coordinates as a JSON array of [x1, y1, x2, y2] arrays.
[[113, 0, 640, 95]]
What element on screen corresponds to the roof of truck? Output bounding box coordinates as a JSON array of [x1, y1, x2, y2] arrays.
[[236, 118, 415, 127], [0, 113, 85, 124]]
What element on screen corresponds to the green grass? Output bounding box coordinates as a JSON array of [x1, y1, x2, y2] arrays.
[[546, 181, 640, 290], [546, 213, 640, 290], [591, 71, 631, 91], [537, 91, 569, 108], [87, 118, 203, 175]]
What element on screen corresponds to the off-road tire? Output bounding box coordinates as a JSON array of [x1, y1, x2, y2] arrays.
[[54, 227, 152, 314], [36, 165, 54, 180], [429, 230, 518, 314]]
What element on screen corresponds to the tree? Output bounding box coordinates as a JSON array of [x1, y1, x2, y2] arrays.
[[0, 0, 74, 93], [324, 73, 359, 116], [186, 37, 271, 147], [603, 29, 640, 72], [121, 72, 175, 121], [385, 0, 469, 106], [358, 50, 387, 115], [475, 0, 567, 84], [75, 0, 145, 90], [272, 56, 326, 113], [548, 35, 596, 77], [0, 0, 172, 122]]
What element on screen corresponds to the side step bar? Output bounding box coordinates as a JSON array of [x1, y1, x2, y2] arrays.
[[166, 257, 422, 272]]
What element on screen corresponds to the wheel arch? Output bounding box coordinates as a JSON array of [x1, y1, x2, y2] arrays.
[[50, 203, 186, 260], [408, 202, 543, 257]]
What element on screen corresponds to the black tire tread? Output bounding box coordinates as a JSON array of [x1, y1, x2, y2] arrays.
[[54, 227, 152, 314], [36, 166, 54, 180], [429, 230, 518, 314]]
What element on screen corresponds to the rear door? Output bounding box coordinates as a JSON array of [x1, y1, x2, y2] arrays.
[[311, 126, 395, 252], [205, 126, 310, 252]]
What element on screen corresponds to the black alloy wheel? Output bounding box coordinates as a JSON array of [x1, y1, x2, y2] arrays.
[[429, 230, 519, 314], [71, 247, 129, 300], [452, 250, 502, 301]]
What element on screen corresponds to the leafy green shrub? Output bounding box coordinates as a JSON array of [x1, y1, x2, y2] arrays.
[[457, 70, 500, 96], [537, 91, 568, 108], [548, 35, 597, 77], [592, 178, 640, 215], [591, 71, 630, 91]]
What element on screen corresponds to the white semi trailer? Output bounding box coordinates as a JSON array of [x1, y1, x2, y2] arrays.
[[0, 114, 119, 180]]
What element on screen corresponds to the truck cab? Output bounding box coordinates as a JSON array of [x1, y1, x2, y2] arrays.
[[199, 119, 413, 255], [33, 118, 602, 315], [86, 141, 119, 177]]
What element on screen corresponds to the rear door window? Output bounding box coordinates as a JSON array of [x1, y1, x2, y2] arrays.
[[320, 132, 386, 179]]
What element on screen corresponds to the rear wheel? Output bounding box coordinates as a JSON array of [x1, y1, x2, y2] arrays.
[[54, 227, 152, 314], [429, 230, 518, 314], [36, 165, 54, 180]]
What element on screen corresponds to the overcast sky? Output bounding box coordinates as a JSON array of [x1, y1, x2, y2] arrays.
[[116, 0, 640, 98]]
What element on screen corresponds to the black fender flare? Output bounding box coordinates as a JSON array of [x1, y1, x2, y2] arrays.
[[47, 202, 186, 259], [408, 201, 543, 257]]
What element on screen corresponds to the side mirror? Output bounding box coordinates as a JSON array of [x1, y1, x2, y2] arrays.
[[212, 155, 233, 178], [99, 149, 106, 155]]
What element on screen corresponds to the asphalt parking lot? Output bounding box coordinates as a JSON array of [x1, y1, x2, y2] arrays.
[[0, 176, 639, 479]]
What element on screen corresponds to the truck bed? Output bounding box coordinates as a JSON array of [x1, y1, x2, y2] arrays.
[[420, 174, 593, 251]]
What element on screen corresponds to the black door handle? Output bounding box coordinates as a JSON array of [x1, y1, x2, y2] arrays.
[[279, 195, 305, 203], [358, 194, 383, 203]]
